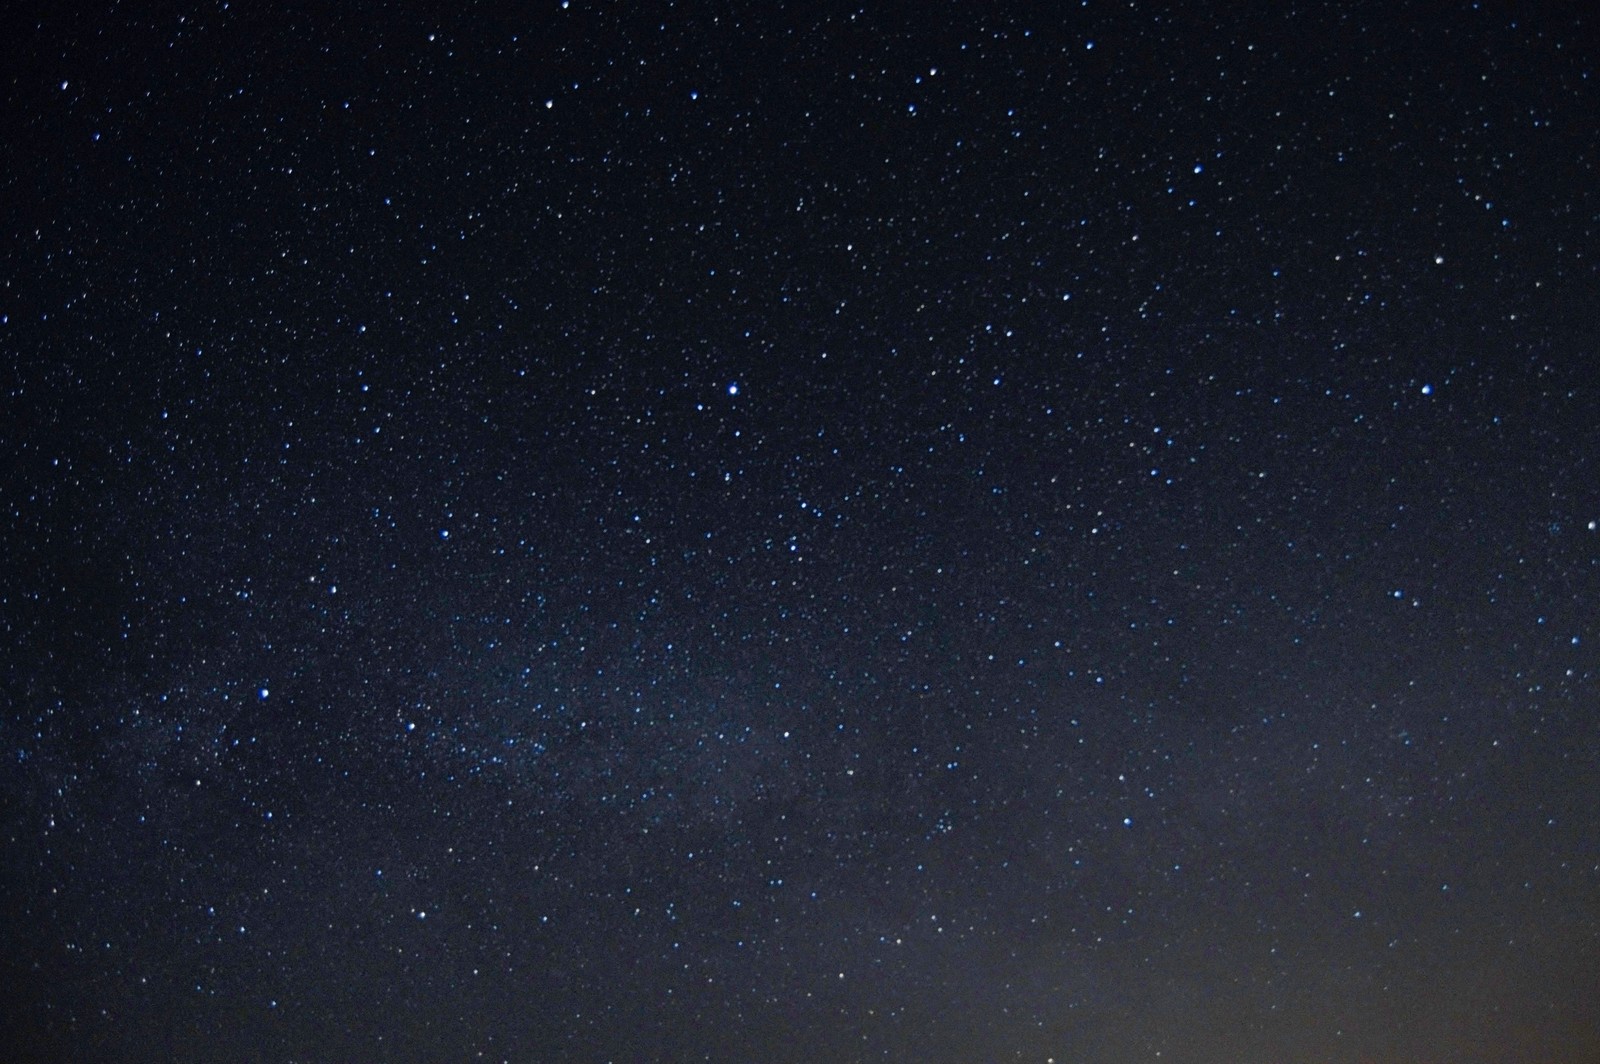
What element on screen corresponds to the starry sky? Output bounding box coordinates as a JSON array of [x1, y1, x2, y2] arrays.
[[3, 2, 1598, 1061]]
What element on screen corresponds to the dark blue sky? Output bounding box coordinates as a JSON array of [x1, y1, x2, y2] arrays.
[[4, 2, 1597, 1061]]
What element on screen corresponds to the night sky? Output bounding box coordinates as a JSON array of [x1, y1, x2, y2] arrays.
[[4, 2, 1599, 1061]]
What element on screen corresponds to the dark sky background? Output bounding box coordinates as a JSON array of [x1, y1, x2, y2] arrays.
[[3, 2, 1598, 1061]]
